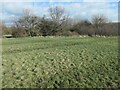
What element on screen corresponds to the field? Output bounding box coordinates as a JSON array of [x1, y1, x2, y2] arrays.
[[2, 36, 119, 88]]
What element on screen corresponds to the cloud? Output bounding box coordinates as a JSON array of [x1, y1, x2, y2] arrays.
[[63, 2, 118, 22], [1, 1, 118, 25]]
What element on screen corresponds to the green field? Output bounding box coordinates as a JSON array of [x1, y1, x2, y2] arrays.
[[2, 36, 119, 88]]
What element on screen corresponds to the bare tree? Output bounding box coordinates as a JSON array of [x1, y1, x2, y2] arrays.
[[91, 14, 108, 35], [13, 9, 41, 37], [48, 6, 69, 35], [92, 14, 108, 27], [49, 6, 66, 23]]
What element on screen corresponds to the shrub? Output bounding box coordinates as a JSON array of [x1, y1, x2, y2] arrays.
[[58, 31, 79, 36], [11, 28, 28, 38]]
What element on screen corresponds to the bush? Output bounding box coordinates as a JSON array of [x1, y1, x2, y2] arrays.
[[11, 28, 28, 38], [56, 31, 79, 36]]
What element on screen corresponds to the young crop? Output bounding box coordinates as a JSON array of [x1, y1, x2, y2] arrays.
[[2, 36, 119, 88]]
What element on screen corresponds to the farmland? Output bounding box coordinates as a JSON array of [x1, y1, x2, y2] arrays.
[[2, 36, 119, 88]]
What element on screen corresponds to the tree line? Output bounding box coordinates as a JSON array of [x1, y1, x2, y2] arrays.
[[1, 6, 118, 38]]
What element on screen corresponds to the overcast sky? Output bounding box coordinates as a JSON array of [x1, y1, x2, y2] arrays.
[[0, 0, 119, 25]]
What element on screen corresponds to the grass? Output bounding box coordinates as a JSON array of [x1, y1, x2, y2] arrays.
[[2, 36, 119, 88]]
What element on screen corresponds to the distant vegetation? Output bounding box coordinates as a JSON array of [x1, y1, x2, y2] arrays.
[[1, 6, 118, 37]]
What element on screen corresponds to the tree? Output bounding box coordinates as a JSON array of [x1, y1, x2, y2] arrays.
[[38, 16, 52, 36], [48, 6, 69, 35], [91, 14, 108, 27], [13, 9, 41, 37], [91, 14, 108, 35]]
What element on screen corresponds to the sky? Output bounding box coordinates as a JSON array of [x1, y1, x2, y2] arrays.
[[0, 0, 119, 26]]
